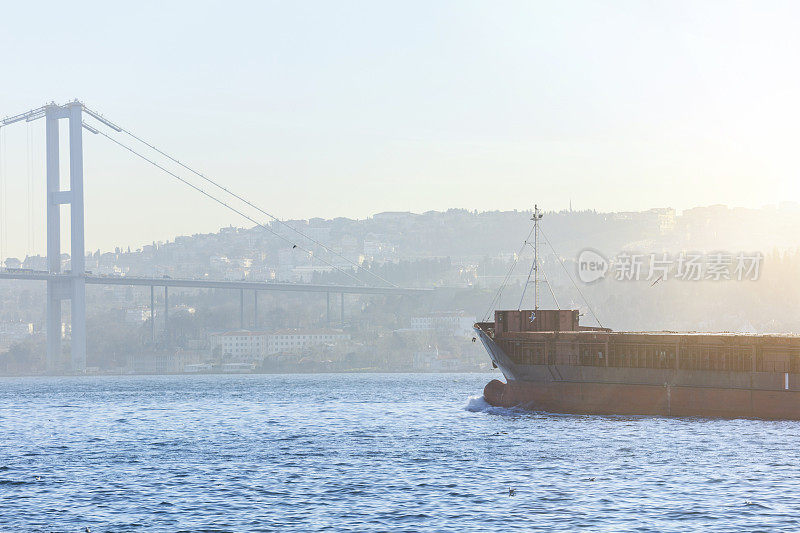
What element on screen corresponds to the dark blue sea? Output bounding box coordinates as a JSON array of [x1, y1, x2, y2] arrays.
[[1, 373, 799, 531]]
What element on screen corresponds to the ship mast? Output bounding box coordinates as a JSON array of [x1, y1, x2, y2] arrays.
[[519, 205, 543, 310], [534, 204, 542, 310]]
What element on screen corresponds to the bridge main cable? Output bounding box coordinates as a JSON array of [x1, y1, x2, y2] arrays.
[[90, 126, 371, 288], [82, 105, 398, 289]]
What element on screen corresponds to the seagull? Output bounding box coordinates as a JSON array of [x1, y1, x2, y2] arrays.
[[589, 477, 595, 482]]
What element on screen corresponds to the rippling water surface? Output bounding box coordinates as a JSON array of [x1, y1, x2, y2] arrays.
[[2, 373, 800, 531]]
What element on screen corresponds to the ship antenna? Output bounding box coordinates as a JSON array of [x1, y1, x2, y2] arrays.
[[519, 205, 543, 310]]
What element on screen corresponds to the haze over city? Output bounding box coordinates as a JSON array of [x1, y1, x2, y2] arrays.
[[6, 2, 800, 530], [3, 1, 800, 257]]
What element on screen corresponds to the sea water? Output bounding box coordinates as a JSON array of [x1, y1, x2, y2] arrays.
[[1, 373, 799, 531]]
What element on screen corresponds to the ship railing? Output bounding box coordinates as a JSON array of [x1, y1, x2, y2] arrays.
[[759, 361, 790, 373], [474, 322, 494, 337]]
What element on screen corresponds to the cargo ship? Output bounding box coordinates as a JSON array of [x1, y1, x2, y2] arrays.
[[475, 207, 800, 419]]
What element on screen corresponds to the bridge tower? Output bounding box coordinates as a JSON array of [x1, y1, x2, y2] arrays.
[[45, 102, 86, 372]]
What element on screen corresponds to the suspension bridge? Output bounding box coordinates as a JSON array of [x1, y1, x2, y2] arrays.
[[0, 100, 432, 372]]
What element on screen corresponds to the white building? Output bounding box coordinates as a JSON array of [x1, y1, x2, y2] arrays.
[[96, 264, 125, 276], [210, 329, 350, 358], [0, 321, 33, 337], [210, 255, 231, 269], [125, 306, 152, 324], [264, 330, 349, 354], [291, 265, 336, 282], [22, 256, 47, 270], [3, 258, 21, 269], [413, 348, 462, 371], [184, 362, 213, 373], [410, 311, 476, 337], [211, 331, 268, 359]]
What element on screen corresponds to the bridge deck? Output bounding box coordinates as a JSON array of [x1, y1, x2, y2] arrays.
[[0, 270, 432, 295]]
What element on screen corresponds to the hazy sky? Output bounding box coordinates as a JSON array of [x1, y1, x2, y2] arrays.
[[1, 0, 800, 258]]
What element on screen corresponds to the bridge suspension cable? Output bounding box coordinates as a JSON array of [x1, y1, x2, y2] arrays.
[[90, 127, 372, 287], [26, 121, 32, 256], [0, 127, 5, 263], [1, 101, 401, 288], [82, 105, 398, 289]]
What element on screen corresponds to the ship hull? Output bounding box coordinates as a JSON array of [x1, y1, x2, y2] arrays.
[[483, 378, 800, 419], [475, 325, 800, 419]]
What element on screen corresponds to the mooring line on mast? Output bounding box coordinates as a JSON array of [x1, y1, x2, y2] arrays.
[[539, 260, 560, 310], [482, 223, 535, 321], [539, 227, 604, 328]]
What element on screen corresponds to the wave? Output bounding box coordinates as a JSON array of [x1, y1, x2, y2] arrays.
[[463, 394, 523, 416], [464, 394, 491, 412]]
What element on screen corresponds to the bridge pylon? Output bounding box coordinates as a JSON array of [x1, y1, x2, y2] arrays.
[[45, 102, 86, 372]]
